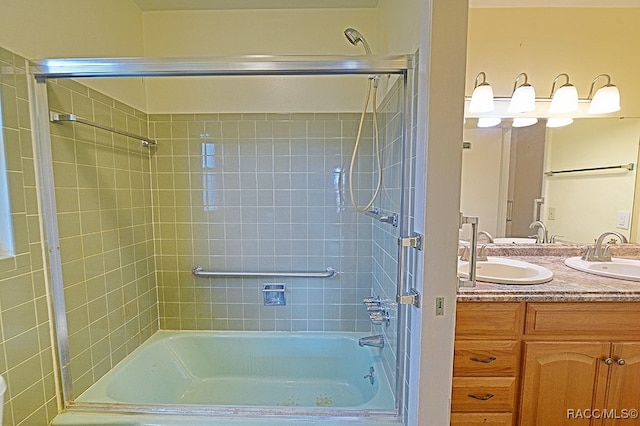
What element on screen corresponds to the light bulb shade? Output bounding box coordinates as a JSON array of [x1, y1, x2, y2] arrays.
[[508, 84, 536, 113], [477, 117, 501, 128], [546, 117, 573, 128], [512, 117, 538, 128], [549, 85, 579, 114], [469, 84, 495, 113], [588, 85, 621, 114]]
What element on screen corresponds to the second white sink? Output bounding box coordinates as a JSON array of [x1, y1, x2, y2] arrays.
[[458, 257, 554, 285], [564, 257, 640, 282], [493, 237, 538, 245]]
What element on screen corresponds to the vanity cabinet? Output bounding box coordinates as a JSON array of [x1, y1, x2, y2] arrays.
[[451, 302, 525, 426], [520, 303, 640, 426], [453, 301, 640, 426]]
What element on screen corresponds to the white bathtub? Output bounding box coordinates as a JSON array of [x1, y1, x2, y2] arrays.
[[75, 331, 395, 410]]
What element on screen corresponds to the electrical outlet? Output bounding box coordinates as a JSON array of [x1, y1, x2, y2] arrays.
[[548, 207, 556, 220], [616, 211, 631, 230]]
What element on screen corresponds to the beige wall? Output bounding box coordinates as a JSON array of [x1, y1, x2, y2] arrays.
[[0, 0, 147, 111], [140, 9, 378, 113], [544, 118, 640, 243], [467, 8, 640, 117]]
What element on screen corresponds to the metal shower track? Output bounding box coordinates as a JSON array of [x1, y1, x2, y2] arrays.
[[30, 54, 413, 79]]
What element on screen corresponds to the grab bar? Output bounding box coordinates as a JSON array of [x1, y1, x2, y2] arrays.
[[192, 266, 338, 279], [50, 111, 157, 147]]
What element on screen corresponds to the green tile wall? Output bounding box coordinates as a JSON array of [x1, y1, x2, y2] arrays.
[[149, 111, 381, 332], [0, 46, 58, 425], [47, 79, 158, 397]]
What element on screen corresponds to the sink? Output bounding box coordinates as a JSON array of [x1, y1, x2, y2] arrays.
[[564, 257, 640, 282], [493, 237, 538, 245], [458, 257, 554, 285]]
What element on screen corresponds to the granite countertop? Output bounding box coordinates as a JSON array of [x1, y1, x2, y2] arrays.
[[456, 244, 640, 302]]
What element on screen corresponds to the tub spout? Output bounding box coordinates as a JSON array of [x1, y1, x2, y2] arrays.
[[359, 335, 384, 348]]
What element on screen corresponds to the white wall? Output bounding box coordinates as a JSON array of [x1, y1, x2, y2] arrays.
[[461, 127, 508, 238]]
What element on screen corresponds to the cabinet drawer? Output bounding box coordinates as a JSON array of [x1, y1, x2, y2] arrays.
[[456, 303, 525, 339], [525, 302, 640, 339], [450, 412, 513, 426], [451, 377, 516, 412], [454, 340, 520, 377]]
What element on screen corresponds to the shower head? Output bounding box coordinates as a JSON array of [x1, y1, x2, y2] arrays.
[[344, 28, 372, 55]]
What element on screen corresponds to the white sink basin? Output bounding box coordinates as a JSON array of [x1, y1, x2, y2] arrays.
[[564, 257, 640, 282], [493, 237, 538, 245], [458, 257, 554, 285]]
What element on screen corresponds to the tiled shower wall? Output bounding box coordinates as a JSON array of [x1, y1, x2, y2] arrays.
[[149, 109, 385, 332], [371, 78, 405, 393], [47, 79, 158, 396], [0, 46, 58, 426]]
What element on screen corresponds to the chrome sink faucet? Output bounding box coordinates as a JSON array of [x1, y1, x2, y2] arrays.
[[478, 230, 494, 243], [582, 231, 628, 262], [528, 220, 548, 244]]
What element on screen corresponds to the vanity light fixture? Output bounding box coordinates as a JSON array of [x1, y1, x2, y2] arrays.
[[548, 73, 579, 114], [587, 74, 620, 114], [468, 72, 495, 113], [512, 117, 538, 128], [546, 117, 573, 128], [508, 73, 536, 113], [477, 117, 501, 128]]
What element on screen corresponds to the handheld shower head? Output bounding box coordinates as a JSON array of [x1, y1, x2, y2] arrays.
[[344, 27, 372, 55]]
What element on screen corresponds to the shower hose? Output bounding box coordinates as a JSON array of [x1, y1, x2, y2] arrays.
[[349, 77, 382, 213]]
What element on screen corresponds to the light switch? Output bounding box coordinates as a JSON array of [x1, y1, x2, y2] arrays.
[[616, 211, 631, 230]]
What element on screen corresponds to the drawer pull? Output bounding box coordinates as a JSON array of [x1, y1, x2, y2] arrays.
[[468, 393, 495, 401], [469, 356, 497, 364]]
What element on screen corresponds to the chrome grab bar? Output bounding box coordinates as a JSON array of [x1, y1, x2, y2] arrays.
[[50, 111, 157, 147], [192, 266, 337, 279]]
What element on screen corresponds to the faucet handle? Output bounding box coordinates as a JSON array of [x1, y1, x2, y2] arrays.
[[477, 245, 488, 261], [460, 245, 471, 261], [581, 246, 594, 261]]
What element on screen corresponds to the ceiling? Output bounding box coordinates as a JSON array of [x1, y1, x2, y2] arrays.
[[132, 0, 378, 10], [132, 0, 640, 10]]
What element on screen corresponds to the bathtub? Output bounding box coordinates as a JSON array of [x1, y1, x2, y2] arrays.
[[74, 331, 395, 415]]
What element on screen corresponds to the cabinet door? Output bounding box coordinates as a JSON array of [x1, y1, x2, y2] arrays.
[[520, 342, 611, 426], [604, 343, 640, 426]]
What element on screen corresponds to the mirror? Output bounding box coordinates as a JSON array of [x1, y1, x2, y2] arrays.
[[461, 117, 640, 244]]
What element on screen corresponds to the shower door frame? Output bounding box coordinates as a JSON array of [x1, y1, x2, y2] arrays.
[[29, 54, 417, 422]]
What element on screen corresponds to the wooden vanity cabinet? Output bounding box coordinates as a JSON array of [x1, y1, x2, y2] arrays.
[[451, 302, 525, 426], [453, 302, 640, 426], [519, 303, 640, 426]]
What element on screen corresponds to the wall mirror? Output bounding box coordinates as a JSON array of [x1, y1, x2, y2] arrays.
[[460, 117, 640, 244]]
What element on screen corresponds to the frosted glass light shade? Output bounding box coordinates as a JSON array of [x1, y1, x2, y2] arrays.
[[512, 117, 538, 128], [508, 84, 536, 113], [477, 117, 501, 128], [549, 85, 579, 113], [469, 84, 495, 113], [588, 85, 621, 114], [546, 117, 573, 128]]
